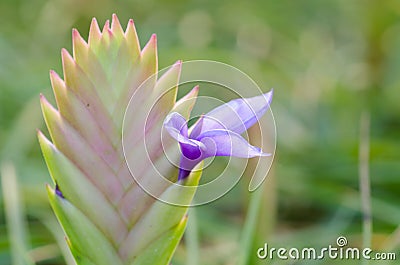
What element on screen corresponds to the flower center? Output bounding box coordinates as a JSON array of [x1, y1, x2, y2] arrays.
[[181, 145, 202, 160]]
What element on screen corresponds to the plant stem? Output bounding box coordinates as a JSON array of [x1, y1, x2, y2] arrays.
[[359, 111, 372, 255], [1, 162, 35, 265], [186, 208, 199, 265]]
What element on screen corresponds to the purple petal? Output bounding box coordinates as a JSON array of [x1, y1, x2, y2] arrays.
[[178, 151, 204, 180], [177, 140, 206, 180], [198, 129, 270, 158], [188, 114, 204, 140], [164, 112, 205, 160], [190, 90, 273, 138], [177, 128, 270, 180], [164, 112, 189, 139], [179, 140, 203, 160], [164, 112, 205, 180]]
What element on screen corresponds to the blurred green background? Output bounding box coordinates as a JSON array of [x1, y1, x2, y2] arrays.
[[1, 0, 399, 264]]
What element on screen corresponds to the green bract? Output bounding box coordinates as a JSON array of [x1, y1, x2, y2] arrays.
[[39, 14, 201, 265]]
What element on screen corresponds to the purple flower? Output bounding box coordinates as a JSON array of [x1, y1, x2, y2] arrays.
[[164, 90, 273, 180]]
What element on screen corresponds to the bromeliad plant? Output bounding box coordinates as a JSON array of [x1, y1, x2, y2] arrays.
[[39, 14, 272, 265]]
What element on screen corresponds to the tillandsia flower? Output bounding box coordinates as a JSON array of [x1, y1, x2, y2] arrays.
[[38, 14, 203, 265], [164, 90, 273, 180]]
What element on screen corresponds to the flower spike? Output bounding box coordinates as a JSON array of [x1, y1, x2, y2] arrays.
[[39, 15, 202, 265]]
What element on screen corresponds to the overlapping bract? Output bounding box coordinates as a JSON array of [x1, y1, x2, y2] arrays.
[[39, 14, 200, 265]]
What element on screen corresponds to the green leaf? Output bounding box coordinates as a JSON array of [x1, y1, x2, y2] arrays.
[[67, 239, 97, 265], [46, 185, 123, 265], [121, 164, 203, 263], [132, 216, 188, 265], [38, 132, 127, 246], [40, 96, 126, 203]]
